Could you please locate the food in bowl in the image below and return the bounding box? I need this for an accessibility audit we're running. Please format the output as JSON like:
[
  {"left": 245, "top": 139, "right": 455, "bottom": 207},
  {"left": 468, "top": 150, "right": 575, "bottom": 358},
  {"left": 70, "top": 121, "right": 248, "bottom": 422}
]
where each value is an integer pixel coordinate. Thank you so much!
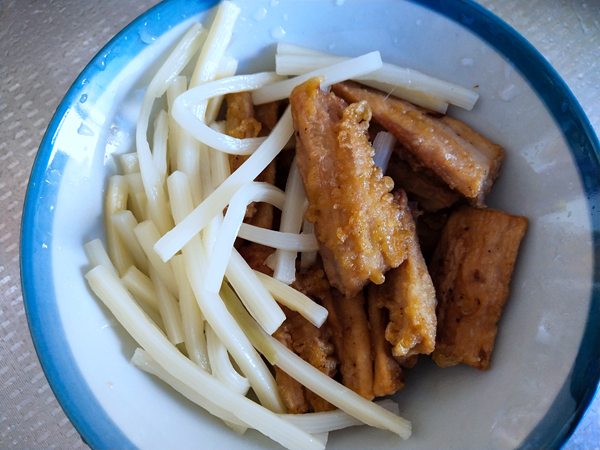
[{"left": 83, "top": 2, "right": 529, "bottom": 448}]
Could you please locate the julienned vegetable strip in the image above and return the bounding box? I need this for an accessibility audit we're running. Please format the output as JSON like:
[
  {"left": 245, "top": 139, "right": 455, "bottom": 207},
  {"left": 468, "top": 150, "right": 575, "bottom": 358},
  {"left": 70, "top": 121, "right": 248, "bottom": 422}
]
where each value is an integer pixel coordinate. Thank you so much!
[
  {"left": 252, "top": 51, "right": 383, "bottom": 105},
  {"left": 154, "top": 107, "right": 294, "bottom": 262},
  {"left": 171, "top": 255, "right": 210, "bottom": 371},
  {"left": 130, "top": 348, "right": 247, "bottom": 434},
  {"left": 205, "top": 181, "right": 286, "bottom": 293},
  {"left": 221, "top": 287, "right": 412, "bottom": 440},
  {"left": 252, "top": 270, "right": 328, "bottom": 328},
  {"left": 272, "top": 159, "right": 306, "bottom": 285},
  {"left": 85, "top": 265, "right": 323, "bottom": 450},
  {"left": 166, "top": 171, "right": 286, "bottom": 413},
  {"left": 275, "top": 42, "right": 477, "bottom": 110},
  {"left": 237, "top": 223, "right": 319, "bottom": 252}
]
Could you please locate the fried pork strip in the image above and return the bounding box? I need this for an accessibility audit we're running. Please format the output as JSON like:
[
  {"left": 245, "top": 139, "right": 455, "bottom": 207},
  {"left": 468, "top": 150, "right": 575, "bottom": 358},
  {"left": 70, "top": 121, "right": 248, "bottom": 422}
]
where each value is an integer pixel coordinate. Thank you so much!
[
  {"left": 331, "top": 81, "right": 504, "bottom": 206},
  {"left": 224, "top": 92, "right": 276, "bottom": 229},
  {"left": 385, "top": 150, "right": 461, "bottom": 212},
  {"left": 290, "top": 77, "right": 411, "bottom": 297},
  {"left": 323, "top": 289, "right": 374, "bottom": 400},
  {"left": 367, "top": 294, "right": 405, "bottom": 397},
  {"left": 367, "top": 190, "right": 437, "bottom": 364},
  {"left": 429, "top": 205, "right": 528, "bottom": 370}
]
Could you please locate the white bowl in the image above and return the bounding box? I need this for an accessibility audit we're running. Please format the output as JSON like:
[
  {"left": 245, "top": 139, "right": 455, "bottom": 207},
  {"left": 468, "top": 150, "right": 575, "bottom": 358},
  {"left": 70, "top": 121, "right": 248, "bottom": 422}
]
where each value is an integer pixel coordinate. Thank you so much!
[{"left": 21, "top": 1, "right": 599, "bottom": 449}]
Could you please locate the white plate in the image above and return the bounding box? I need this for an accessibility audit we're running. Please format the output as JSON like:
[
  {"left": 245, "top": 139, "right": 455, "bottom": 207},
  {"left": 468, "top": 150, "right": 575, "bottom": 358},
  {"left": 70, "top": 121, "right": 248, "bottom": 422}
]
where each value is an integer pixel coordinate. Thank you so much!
[{"left": 21, "top": 1, "right": 600, "bottom": 449}]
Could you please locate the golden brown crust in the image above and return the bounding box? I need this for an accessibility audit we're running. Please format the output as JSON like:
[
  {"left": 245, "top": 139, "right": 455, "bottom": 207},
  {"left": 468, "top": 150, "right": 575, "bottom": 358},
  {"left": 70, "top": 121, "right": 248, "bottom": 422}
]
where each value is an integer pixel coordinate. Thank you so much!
[
  {"left": 366, "top": 292, "right": 405, "bottom": 397},
  {"left": 368, "top": 191, "right": 437, "bottom": 361},
  {"left": 330, "top": 81, "right": 504, "bottom": 206},
  {"left": 324, "top": 289, "right": 374, "bottom": 400},
  {"left": 430, "top": 205, "right": 528, "bottom": 370},
  {"left": 224, "top": 92, "right": 275, "bottom": 228},
  {"left": 291, "top": 77, "right": 411, "bottom": 297},
  {"left": 385, "top": 149, "right": 461, "bottom": 212}
]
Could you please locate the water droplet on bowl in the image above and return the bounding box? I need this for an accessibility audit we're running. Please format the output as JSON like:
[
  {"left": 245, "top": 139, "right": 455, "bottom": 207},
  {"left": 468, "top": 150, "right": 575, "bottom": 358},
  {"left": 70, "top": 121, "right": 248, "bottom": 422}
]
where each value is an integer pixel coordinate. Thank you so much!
[
  {"left": 499, "top": 84, "right": 518, "bottom": 101},
  {"left": 270, "top": 0, "right": 279, "bottom": 6},
  {"left": 79, "top": 94, "right": 88, "bottom": 103},
  {"left": 253, "top": 7, "right": 267, "bottom": 21},
  {"left": 460, "top": 58, "right": 474, "bottom": 66},
  {"left": 138, "top": 27, "right": 157, "bottom": 44},
  {"left": 270, "top": 26, "right": 286, "bottom": 39},
  {"left": 77, "top": 123, "right": 94, "bottom": 136}
]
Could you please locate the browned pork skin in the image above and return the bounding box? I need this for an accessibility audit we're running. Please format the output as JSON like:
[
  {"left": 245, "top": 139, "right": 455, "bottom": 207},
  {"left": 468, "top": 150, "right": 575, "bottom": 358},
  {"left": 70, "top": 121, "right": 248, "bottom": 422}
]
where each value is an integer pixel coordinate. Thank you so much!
[
  {"left": 330, "top": 81, "right": 504, "bottom": 206},
  {"left": 385, "top": 150, "right": 461, "bottom": 212},
  {"left": 430, "top": 205, "right": 528, "bottom": 370},
  {"left": 225, "top": 92, "right": 276, "bottom": 229},
  {"left": 290, "top": 77, "right": 411, "bottom": 298},
  {"left": 367, "top": 190, "right": 437, "bottom": 364}
]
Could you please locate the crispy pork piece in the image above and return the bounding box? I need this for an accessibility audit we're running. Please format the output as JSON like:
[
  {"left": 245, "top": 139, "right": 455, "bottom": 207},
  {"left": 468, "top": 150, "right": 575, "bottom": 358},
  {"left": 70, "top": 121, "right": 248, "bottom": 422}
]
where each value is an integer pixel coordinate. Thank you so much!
[
  {"left": 366, "top": 293, "right": 405, "bottom": 397},
  {"left": 367, "top": 190, "right": 437, "bottom": 363},
  {"left": 224, "top": 92, "right": 275, "bottom": 229},
  {"left": 290, "top": 77, "right": 411, "bottom": 297},
  {"left": 322, "top": 289, "right": 374, "bottom": 400},
  {"left": 386, "top": 150, "right": 461, "bottom": 212},
  {"left": 330, "top": 81, "right": 504, "bottom": 206},
  {"left": 430, "top": 205, "right": 528, "bottom": 370},
  {"left": 273, "top": 306, "right": 337, "bottom": 413},
  {"left": 255, "top": 101, "right": 281, "bottom": 136},
  {"left": 237, "top": 242, "right": 275, "bottom": 276},
  {"left": 273, "top": 323, "right": 312, "bottom": 414}
]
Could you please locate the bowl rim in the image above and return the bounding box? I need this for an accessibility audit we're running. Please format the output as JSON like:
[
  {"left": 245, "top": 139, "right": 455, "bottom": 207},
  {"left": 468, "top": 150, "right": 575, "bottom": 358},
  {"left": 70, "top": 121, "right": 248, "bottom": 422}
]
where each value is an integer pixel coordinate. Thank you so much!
[{"left": 19, "top": 1, "right": 600, "bottom": 449}]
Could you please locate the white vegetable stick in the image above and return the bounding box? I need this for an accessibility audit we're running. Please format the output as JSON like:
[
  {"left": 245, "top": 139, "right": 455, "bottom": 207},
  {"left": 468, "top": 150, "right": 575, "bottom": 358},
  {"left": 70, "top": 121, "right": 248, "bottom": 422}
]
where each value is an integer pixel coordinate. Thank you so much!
[
  {"left": 125, "top": 173, "right": 146, "bottom": 223},
  {"left": 205, "top": 182, "right": 286, "bottom": 293},
  {"left": 154, "top": 107, "right": 293, "bottom": 262},
  {"left": 84, "top": 238, "right": 118, "bottom": 279},
  {"left": 147, "top": 23, "right": 205, "bottom": 99},
  {"left": 104, "top": 175, "right": 134, "bottom": 277},
  {"left": 133, "top": 220, "right": 179, "bottom": 298},
  {"left": 357, "top": 78, "right": 449, "bottom": 114},
  {"left": 119, "top": 152, "right": 139, "bottom": 175},
  {"left": 152, "top": 110, "right": 169, "bottom": 185},
  {"left": 237, "top": 223, "right": 319, "bottom": 252},
  {"left": 111, "top": 210, "right": 150, "bottom": 274},
  {"left": 172, "top": 255, "right": 210, "bottom": 371},
  {"left": 280, "top": 399, "right": 400, "bottom": 434},
  {"left": 167, "top": 171, "right": 286, "bottom": 413},
  {"left": 166, "top": 76, "right": 188, "bottom": 172},
  {"left": 149, "top": 265, "right": 184, "bottom": 346},
  {"left": 120, "top": 265, "right": 159, "bottom": 313},
  {"left": 205, "top": 324, "right": 251, "bottom": 395},
  {"left": 85, "top": 266, "right": 320, "bottom": 450},
  {"left": 253, "top": 270, "right": 328, "bottom": 328},
  {"left": 222, "top": 290, "right": 412, "bottom": 440},
  {"left": 136, "top": 23, "right": 205, "bottom": 236},
  {"left": 300, "top": 219, "right": 317, "bottom": 271},
  {"left": 372, "top": 131, "right": 397, "bottom": 172},
  {"left": 205, "top": 55, "right": 239, "bottom": 125},
  {"left": 273, "top": 160, "right": 306, "bottom": 285},
  {"left": 130, "top": 348, "right": 247, "bottom": 431},
  {"left": 275, "top": 53, "right": 471, "bottom": 111},
  {"left": 189, "top": 1, "right": 240, "bottom": 89},
  {"left": 172, "top": 73, "right": 285, "bottom": 155},
  {"left": 252, "top": 51, "right": 383, "bottom": 105},
  {"left": 225, "top": 249, "right": 285, "bottom": 336}
]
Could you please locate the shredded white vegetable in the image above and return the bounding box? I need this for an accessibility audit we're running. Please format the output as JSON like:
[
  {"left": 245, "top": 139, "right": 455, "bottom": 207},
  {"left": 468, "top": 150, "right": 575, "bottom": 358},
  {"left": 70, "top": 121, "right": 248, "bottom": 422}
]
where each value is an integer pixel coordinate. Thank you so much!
[
  {"left": 85, "top": 264, "right": 323, "bottom": 450},
  {"left": 154, "top": 107, "right": 294, "bottom": 262},
  {"left": 79, "top": 5, "right": 448, "bottom": 448},
  {"left": 252, "top": 51, "right": 383, "bottom": 105},
  {"left": 275, "top": 42, "right": 478, "bottom": 111},
  {"left": 372, "top": 131, "right": 397, "bottom": 173}
]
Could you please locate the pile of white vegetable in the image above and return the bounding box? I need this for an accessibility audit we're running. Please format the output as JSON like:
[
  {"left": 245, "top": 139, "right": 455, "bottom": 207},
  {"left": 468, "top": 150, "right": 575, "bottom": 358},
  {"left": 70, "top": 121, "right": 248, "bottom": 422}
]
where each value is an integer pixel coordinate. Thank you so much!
[{"left": 84, "top": 2, "right": 478, "bottom": 448}]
